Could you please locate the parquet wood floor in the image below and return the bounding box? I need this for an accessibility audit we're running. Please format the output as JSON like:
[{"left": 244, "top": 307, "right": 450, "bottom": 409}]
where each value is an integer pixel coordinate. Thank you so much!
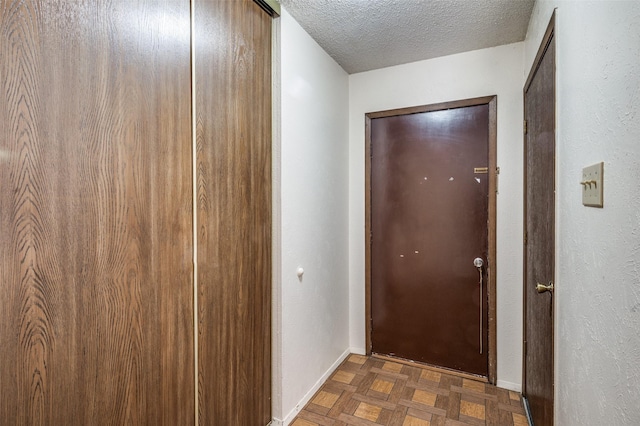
[{"left": 291, "top": 355, "right": 528, "bottom": 426}]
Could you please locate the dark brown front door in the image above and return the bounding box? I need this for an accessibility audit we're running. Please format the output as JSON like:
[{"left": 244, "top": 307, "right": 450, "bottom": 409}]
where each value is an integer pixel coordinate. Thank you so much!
[
  {"left": 369, "top": 98, "right": 495, "bottom": 377},
  {"left": 523, "top": 14, "right": 556, "bottom": 426}
]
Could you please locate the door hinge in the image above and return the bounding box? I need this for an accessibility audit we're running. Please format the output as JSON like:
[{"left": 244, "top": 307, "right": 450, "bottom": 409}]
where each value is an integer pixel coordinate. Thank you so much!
[
  {"left": 524, "top": 120, "right": 528, "bottom": 134},
  {"left": 524, "top": 231, "right": 527, "bottom": 245},
  {"left": 524, "top": 340, "right": 527, "bottom": 356}
]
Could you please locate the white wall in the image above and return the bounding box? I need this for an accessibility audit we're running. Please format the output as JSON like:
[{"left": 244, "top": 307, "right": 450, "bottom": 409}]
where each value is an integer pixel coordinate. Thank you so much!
[
  {"left": 524, "top": 2, "right": 640, "bottom": 424},
  {"left": 276, "top": 2, "right": 640, "bottom": 424},
  {"left": 273, "top": 8, "right": 351, "bottom": 425},
  {"left": 348, "top": 43, "right": 526, "bottom": 390}
]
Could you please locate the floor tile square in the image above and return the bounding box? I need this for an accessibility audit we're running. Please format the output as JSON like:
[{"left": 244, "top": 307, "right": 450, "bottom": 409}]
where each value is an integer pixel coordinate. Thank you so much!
[
  {"left": 354, "top": 402, "right": 382, "bottom": 421},
  {"left": 462, "top": 378, "right": 485, "bottom": 393},
  {"left": 333, "top": 370, "right": 356, "bottom": 384},
  {"left": 312, "top": 390, "right": 339, "bottom": 409},
  {"left": 371, "top": 378, "right": 394, "bottom": 394},
  {"left": 459, "top": 400, "right": 485, "bottom": 420},
  {"left": 382, "top": 361, "right": 403, "bottom": 373},
  {"left": 420, "top": 369, "right": 441, "bottom": 383},
  {"left": 292, "top": 419, "right": 318, "bottom": 426},
  {"left": 348, "top": 354, "right": 367, "bottom": 365},
  {"left": 513, "top": 412, "right": 529, "bottom": 425},
  {"left": 412, "top": 389, "right": 437, "bottom": 406},
  {"left": 403, "top": 415, "right": 431, "bottom": 426}
]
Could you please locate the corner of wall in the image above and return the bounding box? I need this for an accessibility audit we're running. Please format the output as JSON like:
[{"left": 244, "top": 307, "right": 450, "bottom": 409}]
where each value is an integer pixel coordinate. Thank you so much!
[
  {"left": 277, "top": 349, "right": 351, "bottom": 426},
  {"left": 277, "top": 6, "right": 351, "bottom": 422}
]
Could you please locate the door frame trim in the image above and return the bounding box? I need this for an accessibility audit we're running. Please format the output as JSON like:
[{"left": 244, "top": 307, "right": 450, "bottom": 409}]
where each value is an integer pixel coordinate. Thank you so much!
[
  {"left": 522, "top": 9, "right": 556, "bottom": 406},
  {"left": 364, "top": 96, "right": 498, "bottom": 384}
]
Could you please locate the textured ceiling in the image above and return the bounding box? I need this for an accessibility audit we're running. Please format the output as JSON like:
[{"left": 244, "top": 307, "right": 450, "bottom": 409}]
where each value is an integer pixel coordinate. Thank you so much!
[{"left": 279, "top": 0, "right": 535, "bottom": 74}]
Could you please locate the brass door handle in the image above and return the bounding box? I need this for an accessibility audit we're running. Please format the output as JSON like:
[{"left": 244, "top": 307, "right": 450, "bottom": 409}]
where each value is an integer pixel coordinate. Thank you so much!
[{"left": 536, "top": 282, "right": 554, "bottom": 294}]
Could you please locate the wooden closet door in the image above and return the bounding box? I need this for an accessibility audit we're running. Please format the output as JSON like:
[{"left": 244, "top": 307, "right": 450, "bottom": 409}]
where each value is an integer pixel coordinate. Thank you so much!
[
  {"left": 195, "top": 0, "right": 272, "bottom": 424},
  {"left": 0, "top": 1, "right": 194, "bottom": 424}
]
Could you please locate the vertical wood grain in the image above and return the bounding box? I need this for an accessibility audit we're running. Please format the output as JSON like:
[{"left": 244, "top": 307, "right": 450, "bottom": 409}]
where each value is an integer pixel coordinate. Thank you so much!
[
  {"left": 523, "top": 13, "right": 556, "bottom": 426},
  {"left": 195, "top": 0, "right": 272, "bottom": 424},
  {"left": 0, "top": 1, "right": 194, "bottom": 424}
]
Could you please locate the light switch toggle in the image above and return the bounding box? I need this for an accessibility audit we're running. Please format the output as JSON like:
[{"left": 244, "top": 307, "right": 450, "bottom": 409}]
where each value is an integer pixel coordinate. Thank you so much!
[{"left": 581, "top": 162, "right": 604, "bottom": 207}]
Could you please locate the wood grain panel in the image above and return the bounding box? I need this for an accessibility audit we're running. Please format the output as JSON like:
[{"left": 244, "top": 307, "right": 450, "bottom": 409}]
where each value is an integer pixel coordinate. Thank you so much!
[
  {"left": 195, "top": 0, "right": 272, "bottom": 424},
  {"left": 523, "top": 12, "right": 556, "bottom": 426},
  {"left": 0, "top": 0, "right": 194, "bottom": 424}
]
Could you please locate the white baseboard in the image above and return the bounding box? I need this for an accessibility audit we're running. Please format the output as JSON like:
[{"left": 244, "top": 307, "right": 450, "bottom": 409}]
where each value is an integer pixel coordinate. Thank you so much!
[
  {"left": 497, "top": 380, "right": 522, "bottom": 393},
  {"left": 274, "top": 348, "right": 351, "bottom": 426}
]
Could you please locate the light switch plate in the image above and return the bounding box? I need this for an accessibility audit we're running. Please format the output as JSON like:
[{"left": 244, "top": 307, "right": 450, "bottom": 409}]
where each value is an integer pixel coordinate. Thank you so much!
[{"left": 581, "top": 162, "right": 604, "bottom": 207}]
